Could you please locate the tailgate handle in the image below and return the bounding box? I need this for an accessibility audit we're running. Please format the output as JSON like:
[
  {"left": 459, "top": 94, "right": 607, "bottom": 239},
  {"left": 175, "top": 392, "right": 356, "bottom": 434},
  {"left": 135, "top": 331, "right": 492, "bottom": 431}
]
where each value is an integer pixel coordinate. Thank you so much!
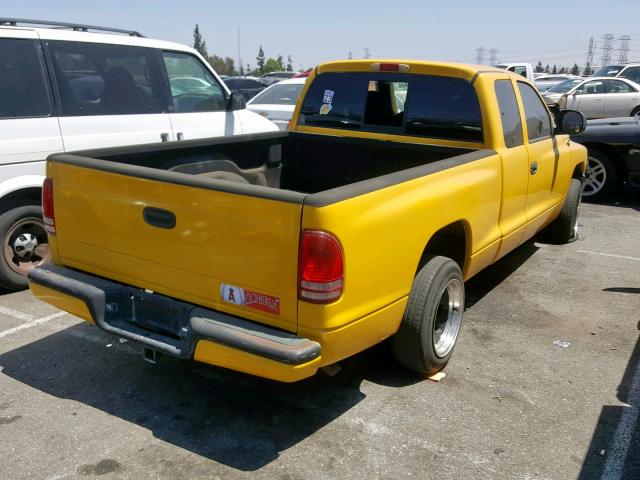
[{"left": 143, "top": 207, "right": 176, "bottom": 229}]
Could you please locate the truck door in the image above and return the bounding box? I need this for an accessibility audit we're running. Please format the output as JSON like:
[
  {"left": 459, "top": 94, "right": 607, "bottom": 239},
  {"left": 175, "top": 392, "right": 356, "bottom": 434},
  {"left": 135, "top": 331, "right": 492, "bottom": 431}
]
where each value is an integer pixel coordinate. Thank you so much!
[
  {"left": 516, "top": 81, "right": 569, "bottom": 239},
  {"left": 46, "top": 40, "right": 174, "bottom": 150},
  {"left": 493, "top": 79, "right": 528, "bottom": 258},
  {"left": 159, "top": 50, "right": 242, "bottom": 141}
]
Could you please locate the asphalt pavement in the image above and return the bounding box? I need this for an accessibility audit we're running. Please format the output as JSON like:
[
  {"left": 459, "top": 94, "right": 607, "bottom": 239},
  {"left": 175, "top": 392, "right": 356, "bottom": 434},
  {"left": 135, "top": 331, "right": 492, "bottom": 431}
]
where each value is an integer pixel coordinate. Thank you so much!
[{"left": 0, "top": 197, "right": 638, "bottom": 480}]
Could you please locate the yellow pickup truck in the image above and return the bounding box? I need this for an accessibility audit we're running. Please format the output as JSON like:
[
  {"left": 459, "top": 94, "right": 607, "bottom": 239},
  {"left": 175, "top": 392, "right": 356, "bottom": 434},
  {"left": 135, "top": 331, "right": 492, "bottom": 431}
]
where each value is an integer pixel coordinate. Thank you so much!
[{"left": 29, "top": 60, "right": 587, "bottom": 382}]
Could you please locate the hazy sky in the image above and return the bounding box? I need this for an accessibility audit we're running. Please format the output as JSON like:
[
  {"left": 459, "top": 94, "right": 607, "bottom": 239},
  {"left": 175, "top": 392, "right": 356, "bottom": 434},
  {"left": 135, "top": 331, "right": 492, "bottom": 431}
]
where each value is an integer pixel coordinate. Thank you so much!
[{"left": 4, "top": 0, "right": 640, "bottom": 69}]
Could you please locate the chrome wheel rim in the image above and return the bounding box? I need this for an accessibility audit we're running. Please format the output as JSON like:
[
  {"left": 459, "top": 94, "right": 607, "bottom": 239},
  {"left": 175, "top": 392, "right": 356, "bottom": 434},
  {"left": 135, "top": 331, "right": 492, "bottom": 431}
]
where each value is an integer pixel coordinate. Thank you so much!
[
  {"left": 573, "top": 187, "right": 583, "bottom": 240},
  {"left": 432, "top": 278, "right": 464, "bottom": 358},
  {"left": 3, "top": 217, "right": 51, "bottom": 276},
  {"left": 583, "top": 156, "right": 606, "bottom": 197}
]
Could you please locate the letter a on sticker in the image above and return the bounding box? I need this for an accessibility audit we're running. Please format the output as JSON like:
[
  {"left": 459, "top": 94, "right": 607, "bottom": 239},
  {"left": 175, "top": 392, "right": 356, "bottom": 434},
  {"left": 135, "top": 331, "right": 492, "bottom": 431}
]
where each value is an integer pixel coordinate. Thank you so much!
[{"left": 227, "top": 288, "right": 236, "bottom": 303}]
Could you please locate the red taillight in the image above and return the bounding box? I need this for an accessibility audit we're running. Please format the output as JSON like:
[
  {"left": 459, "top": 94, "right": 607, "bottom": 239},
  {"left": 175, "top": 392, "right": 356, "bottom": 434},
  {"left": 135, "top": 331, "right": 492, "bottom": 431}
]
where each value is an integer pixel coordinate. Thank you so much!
[
  {"left": 299, "top": 230, "right": 343, "bottom": 303},
  {"left": 42, "top": 178, "right": 55, "bottom": 234},
  {"left": 371, "top": 63, "right": 410, "bottom": 73}
]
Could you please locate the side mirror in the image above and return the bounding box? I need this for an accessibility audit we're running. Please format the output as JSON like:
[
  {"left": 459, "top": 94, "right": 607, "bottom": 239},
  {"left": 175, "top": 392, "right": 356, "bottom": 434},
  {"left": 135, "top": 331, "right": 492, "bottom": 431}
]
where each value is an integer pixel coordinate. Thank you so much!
[
  {"left": 557, "top": 109, "right": 586, "bottom": 135},
  {"left": 227, "top": 91, "right": 246, "bottom": 111}
]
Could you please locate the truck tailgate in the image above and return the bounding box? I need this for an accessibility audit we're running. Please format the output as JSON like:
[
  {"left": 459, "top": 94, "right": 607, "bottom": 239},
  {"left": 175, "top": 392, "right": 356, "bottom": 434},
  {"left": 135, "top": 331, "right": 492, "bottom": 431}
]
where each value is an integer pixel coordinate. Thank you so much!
[{"left": 49, "top": 161, "right": 303, "bottom": 332}]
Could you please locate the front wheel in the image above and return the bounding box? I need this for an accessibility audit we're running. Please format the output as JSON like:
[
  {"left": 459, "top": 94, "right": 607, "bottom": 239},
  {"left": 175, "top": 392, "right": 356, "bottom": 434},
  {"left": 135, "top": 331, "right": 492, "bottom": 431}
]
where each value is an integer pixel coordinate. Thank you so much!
[
  {"left": 583, "top": 151, "right": 617, "bottom": 200},
  {"left": 392, "top": 255, "right": 465, "bottom": 376},
  {"left": 546, "top": 178, "right": 582, "bottom": 244},
  {"left": 0, "top": 204, "right": 51, "bottom": 291}
]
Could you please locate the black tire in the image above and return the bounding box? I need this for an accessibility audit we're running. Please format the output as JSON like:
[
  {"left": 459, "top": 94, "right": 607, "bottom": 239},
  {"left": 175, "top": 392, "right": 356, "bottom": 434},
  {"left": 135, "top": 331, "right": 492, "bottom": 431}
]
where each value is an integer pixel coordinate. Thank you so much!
[
  {"left": 0, "top": 204, "right": 50, "bottom": 291},
  {"left": 631, "top": 106, "right": 640, "bottom": 118},
  {"left": 546, "top": 178, "right": 582, "bottom": 244},
  {"left": 391, "top": 255, "right": 465, "bottom": 376},
  {"left": 583, "top": 150, "right": 617, "bottom": 201}
]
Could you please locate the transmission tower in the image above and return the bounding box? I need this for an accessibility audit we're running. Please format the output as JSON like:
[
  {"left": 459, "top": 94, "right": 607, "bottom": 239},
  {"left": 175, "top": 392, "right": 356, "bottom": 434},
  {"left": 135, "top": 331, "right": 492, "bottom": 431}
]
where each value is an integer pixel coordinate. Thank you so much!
[
  {"left": 585, "top": 37, "right": 595, "bottom": 66},
  {"left": 363, "top": 47, "right": 371, "bottom": 59},
  {"left": 618, "top": 35, "right": 631, "bottom": 64},
  {"left": 475, "top": 47, "right": 486, "bottom": 65},
  {"left": 488, "top": 49, "right": 499, "bottom": 66},
  {"left": 600, "top": 33, "right": 615, "bottom": 66}
]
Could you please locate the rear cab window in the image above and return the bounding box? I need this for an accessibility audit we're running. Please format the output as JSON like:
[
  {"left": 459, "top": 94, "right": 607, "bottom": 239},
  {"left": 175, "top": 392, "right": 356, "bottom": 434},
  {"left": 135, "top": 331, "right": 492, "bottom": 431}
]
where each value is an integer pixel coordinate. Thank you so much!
[
  {"left": 0, "top": 38, "right": 52, "bottom": 119},
  {"left": 298, "top": 72, "right": 483, "bottom": 143}
]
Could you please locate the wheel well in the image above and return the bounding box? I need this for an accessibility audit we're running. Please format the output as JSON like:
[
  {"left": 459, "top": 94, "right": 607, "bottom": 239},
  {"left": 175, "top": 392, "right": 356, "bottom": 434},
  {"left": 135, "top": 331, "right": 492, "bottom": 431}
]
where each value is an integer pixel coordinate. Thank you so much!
[
  {"left": 0, "top": 188, "right": 42, "bottom": 215},
  {"left": 580, "top": 142, "right": 626, "bottom": 174},
  {"left": 417, "top": 221, "right": 468, "bottom": 274}
]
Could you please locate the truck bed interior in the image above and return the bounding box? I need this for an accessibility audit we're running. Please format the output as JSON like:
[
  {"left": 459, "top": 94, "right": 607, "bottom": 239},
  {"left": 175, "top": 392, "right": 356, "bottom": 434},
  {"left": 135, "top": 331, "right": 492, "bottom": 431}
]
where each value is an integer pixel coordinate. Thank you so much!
[{"left": 67, "top": 132, "right": 476, "bottom": 195}]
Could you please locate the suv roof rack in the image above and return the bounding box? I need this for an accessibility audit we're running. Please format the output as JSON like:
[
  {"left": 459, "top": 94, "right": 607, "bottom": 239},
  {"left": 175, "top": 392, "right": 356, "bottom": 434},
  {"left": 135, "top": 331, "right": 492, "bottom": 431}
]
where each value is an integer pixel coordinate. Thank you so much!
[{"left": 0, "top": 17, "right": 145, "bottom": 37}]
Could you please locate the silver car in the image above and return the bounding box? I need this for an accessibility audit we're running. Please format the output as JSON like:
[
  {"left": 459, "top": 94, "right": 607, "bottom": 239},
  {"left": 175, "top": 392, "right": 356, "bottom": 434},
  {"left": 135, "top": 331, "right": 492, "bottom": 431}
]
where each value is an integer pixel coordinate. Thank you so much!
[
  {"left": 534, "top": 74, "right": 581, "bottom": 92},
  {"left": 543, "top": 77, "right": 640, "bottom": 119}
]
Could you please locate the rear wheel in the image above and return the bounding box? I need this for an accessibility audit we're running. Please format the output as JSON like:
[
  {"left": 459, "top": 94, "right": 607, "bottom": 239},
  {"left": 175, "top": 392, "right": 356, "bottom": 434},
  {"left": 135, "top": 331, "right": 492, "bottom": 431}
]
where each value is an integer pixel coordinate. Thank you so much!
[
  {"left": 0, "top": 204, "right": 51, "bottom": 290},
  {"left": 392, "top": 255, "right": 464, "bottom": 376},
  {"left": 631, "top": 106, "right": 640, "bottom": 119},
  {"left": 583, "top": 150, "right": 617, "bottom": 200}
]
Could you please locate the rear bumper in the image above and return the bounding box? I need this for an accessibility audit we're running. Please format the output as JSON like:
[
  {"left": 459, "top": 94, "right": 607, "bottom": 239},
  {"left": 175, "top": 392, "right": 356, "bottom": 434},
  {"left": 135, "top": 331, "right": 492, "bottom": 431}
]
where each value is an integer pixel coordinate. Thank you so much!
[{"left": 28, "top": 264, "right": 322, "bottom": 382}]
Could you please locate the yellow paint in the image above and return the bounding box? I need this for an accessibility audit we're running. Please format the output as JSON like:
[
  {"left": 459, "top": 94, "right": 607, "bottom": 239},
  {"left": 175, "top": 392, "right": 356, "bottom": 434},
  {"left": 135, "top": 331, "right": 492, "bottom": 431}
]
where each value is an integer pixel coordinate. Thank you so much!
[
  {"left": 29, "top": 282, "right": 94, "bottom": 323},
  {"left": 33, "top": 59, "right": 587, "bottom": 382},
  {"left": 193, "top": 340, "right": 322, "bottom": 383}
]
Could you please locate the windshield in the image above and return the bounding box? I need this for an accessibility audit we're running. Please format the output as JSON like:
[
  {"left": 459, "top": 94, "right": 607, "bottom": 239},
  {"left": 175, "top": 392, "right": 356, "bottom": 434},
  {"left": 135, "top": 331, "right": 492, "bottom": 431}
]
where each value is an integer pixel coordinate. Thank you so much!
[
  {"left": 250, "top": 82, "right": 304, "bottom": 105},
  {"left": 593, "top": 65, "right": 624, "bottom": 77},
  {"left": 547, "top": 79, "right": 583, "bottom": 94}
]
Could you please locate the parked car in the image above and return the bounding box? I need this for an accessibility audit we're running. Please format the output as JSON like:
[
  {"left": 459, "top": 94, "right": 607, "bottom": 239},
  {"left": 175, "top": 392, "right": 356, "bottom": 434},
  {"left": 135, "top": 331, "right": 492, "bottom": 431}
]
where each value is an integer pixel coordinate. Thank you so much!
[
  {"left": 260, "top": 71, "right": 296, "bottom": 80},
  {"left": 593, "top": 63, "right": 640, "bottom": 84},
  {"left": 29, "top": 60, "right": 586, "bottom": 382},
  {"left": 223, "top": 76, "right": 269, "bottom": 101},
  {"left": 534, "top": 74, "right": 581, "bottom": 92},
  {"left": 495, "top": 63, "right": 535, "bottom": 81},
  {"left": 542, "top": 77, "right": 640, "bottom": 119},
  {"left": 246, "top": 78, "right": 307, "bottom": 130},
  {"left": 0, "top": 18, "right": 277, "bottom": 290},
  {"left": 571, "top": 116, "right": 640, "bottom": 199}
]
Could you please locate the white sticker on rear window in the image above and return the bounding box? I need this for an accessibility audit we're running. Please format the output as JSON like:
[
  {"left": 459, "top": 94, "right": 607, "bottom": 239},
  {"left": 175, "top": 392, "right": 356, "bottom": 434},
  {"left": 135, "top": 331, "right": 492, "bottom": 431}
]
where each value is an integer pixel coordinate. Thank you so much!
[{"left": 323, "top": 89, "right": 334, "bottom": 104}]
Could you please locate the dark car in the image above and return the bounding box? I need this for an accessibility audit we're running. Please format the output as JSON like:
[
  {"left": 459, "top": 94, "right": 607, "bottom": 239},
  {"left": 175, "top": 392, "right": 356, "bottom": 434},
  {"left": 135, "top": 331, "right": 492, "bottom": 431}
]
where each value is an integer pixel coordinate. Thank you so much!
[
  {"left": 571, "top": 117, "right": 640, "bottom": 199},
  {"left": 222, "top": 76, "right": 268, "bottom": 101}
]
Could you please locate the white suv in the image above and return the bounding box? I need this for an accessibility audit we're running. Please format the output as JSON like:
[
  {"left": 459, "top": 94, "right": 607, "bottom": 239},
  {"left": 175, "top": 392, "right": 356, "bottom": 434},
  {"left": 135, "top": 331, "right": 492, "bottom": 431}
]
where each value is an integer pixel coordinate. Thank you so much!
[{"left": 0, "top": 18, "right": 277, "bottom": 290}]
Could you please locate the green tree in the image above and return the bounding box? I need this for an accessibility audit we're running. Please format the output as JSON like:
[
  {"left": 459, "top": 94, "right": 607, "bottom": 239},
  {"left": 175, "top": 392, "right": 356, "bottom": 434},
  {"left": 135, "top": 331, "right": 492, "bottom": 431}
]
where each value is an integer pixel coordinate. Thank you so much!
[
  {"left": 256, "top": 45, "right": 265, "bottom": 74},
  {"left": 559, "top": 66, "right": 567, "bottom": 74},
  {"left": 535, "top": 61, "right": 544, "bottom": 73},
  {"left": 276, "top": 54, "right": 284, "bottom": 70},
  {"left": 544, "top": 64, "right": 550, "bottom": 73},
  {"left": 193, "top": 24, "right": 208, "bottom": 58},
  {"left": 286, "top": 55, "right": 293, "bottom": 72},
  {"left": 570, "top": 63, "right": 580, "bottom": 75},
  {"left": 208, "top": 55, "right": 235, "bottom": 76},
  {"left": 583, "top": 62, "right": 593, "bottom": 76},
  {"left": 552, "top": 64, "right": 557, "bottom": 74},
  {"left": 263, "top": 57, "right": 284, "bottom": 74}
]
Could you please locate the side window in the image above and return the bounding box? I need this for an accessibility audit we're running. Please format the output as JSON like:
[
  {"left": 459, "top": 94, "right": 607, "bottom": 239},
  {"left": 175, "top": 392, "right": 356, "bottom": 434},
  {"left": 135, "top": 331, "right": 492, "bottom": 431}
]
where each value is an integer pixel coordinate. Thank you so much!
[
  {"left": 576, "top": 80, "right": 604, "bottom": 95},
  {"left": 517, "top": 82, "right": 552, "bottom": 141},
  {"left": 605, "top": 79, "right": 636, "bottom": 94},
  {"left": 620, "top": 67, "right": 640, "bottom": 84},
  {"left": 494, "top": 80, "right": 523, "bottom": 148},
  {"left": 49, "top": 41, "right": 164, "bottom": 116},
  {"left": 0, "top": 38, "right": 51, "bottom": 118},
  {"left": 161, "top": 52, "right": 226, "bottom": 113},
  {"left": 405, "top": 75, "right": 483, "bottom": 142}
]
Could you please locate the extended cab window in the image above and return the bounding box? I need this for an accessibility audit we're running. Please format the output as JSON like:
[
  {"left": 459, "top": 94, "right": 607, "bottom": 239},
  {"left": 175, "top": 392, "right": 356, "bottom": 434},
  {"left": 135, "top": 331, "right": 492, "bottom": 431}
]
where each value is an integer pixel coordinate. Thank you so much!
[
  {"left": 161, "top": 51, "right": 226, "bottom": 113},
  {"left": 49, "top": 41, "right": 164, "bottom": 116},
  {"left": 494, "top": 80, "right": 523, "bottom": 148},
  {"left": 619, "top": 66, "right": 640, "bottom": 84},
  {"left": 299, "top": 73, "right": 482, "bottom": 142},
  {"left": 0, "top": 38, "right": 51, "bottom": 119},
  {"left": 517, "top": 82, "right": 552, "bottom": 141}
]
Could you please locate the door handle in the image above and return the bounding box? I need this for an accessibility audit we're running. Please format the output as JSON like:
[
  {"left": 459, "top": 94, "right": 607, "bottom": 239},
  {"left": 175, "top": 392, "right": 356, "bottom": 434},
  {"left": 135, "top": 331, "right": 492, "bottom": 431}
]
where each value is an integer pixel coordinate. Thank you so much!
[
  {"left": 160, "top": 133, "right": 169, "bottom": 142},
  {"left": 143, "top": 207, "right": 176, "bottom": 229},
  {"left": 177, "top": 132, "right": 184, "bottom": 141},
  {"left": 530, "top": 161, "right": 538, "bottom": 175}
]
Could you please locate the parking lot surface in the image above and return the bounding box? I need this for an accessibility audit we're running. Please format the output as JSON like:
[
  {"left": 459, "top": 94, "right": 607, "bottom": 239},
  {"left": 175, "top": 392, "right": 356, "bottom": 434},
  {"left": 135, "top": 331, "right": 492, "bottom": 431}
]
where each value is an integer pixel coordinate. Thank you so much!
[{"left": 0, "top": 199, "right": 639, "bottom": 480}]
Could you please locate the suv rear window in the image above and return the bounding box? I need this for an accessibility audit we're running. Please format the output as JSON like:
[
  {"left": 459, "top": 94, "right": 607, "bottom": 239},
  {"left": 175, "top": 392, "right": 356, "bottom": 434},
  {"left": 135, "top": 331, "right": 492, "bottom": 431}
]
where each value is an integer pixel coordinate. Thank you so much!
[
  {"left": 299, "top": 72, "right": 483, "bottom": 142},
  {"left": 49, "top": 40, "right": 164, "bottom": 116},
  {"left": 0, "top": 38, "right": 51, "bottom": 119}
]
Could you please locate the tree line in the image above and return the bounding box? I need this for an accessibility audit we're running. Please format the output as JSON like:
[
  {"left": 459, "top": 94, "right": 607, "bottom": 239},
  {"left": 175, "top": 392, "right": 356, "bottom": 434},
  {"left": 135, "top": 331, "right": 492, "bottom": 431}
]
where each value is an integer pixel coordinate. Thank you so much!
[
  {"left": 535, "top": 61, "right": 594, "bottom": 76},
  {"left": 193, "top": 24, "right": 294, "bottom": 76}
]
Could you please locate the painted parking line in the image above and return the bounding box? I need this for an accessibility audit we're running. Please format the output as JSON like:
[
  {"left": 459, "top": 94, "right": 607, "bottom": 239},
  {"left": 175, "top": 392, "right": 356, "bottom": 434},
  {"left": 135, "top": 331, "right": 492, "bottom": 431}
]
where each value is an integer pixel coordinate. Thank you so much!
[
  {"left": 0, "top": 311, "right": 67, "bottom": 338},
  {"left": 577, "top": 250, "right": 640, "bottom": 262},
  {"left": 601, "top": 360, "right": 640, "bottom": 479}
]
